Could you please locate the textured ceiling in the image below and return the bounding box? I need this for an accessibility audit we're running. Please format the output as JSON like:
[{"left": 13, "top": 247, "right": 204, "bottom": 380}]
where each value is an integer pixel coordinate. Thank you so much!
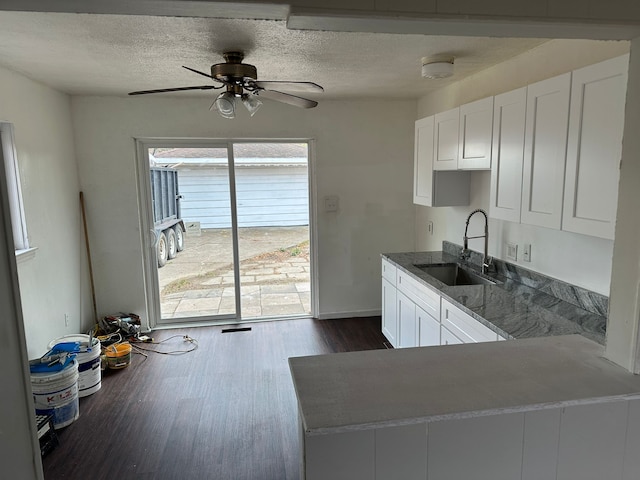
[{"left": 0, "top": 12, "right": 548, "bottom": 100}]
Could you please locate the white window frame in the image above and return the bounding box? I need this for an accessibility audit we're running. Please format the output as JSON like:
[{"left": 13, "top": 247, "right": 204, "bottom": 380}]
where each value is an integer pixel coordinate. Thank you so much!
[
  {"left": 0, "top": 123, "right": 35, "bottom": 262},
  {"left": 135, "top": 137, "right": 318, "bottom": 328}
]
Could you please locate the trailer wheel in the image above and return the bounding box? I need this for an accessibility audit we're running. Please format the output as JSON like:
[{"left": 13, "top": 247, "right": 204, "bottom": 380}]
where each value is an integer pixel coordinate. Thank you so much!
[
  {"left": 157, "top": 232, "right": 168, "bottom": 268},
  {"left": 174, "top": 225, "right": 185, "bottom": 252},
  {"left": 167, "top": 228, "right": 177, "bottom": 260}
]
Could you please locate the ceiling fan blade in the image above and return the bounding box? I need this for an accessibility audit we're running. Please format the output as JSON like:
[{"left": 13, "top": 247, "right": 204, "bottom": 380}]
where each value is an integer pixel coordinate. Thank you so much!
[
  {"left": 253, "top": 81, "right": 324, "bottom": 93},
  {"left": 128, "top": 85, "right": 220, "bottom": 95},
  {"left": 255, "top": 89, "right": 318, "bottom": 109},
  {"left": 182, "top": 65, "right": 217, "bottom": 80}
]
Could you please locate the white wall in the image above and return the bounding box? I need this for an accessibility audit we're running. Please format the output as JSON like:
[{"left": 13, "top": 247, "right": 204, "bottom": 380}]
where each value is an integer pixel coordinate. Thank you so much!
[
  {"left": 0, "top": 65, "right": 89, "bottom": 358},
  {"left": 0, "top": 121, "right": 43, "bottom": 479},
  {"left": 71, "top": 97, "right": 416, "bottom": 321},
  {"left": 415, "top": 39, "right": 630, "bottom": 295}
]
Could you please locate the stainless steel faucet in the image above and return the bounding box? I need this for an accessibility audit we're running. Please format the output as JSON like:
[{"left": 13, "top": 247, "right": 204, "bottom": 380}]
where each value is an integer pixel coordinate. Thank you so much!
[{"left": 462, "top": 208, "right": 492, "bottom": 274}]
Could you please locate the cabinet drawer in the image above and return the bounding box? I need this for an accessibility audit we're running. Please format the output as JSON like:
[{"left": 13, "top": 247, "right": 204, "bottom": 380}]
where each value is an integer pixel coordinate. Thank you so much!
[
  {"left": 397, "top": 270, "right": 440, "bottom": 319},
  {"left": 441, "top": 299, "right": 497, "bottom": 343},
  {"left": 381, "top": 258, "right": 397, "bottom": 284},
  {"left": 441, "top": 325, "right": 465, "bottom": 345}
]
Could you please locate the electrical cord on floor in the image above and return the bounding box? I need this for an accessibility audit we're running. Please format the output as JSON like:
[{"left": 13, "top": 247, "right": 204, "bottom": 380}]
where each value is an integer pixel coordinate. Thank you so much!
[{"left": 130, "top": 334, "right": 199, "bottom": 355}]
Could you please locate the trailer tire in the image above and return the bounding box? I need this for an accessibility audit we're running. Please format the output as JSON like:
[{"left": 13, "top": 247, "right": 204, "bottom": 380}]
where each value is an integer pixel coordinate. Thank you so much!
[
  {"left": 167, "top": 228, "right": 177, "bottom": 260},
  {"left": 157, "top": 232, "right": 168, "bottom": 268},
  {"left": 174, "top": 225, "right": 184, "bottom": 252}
]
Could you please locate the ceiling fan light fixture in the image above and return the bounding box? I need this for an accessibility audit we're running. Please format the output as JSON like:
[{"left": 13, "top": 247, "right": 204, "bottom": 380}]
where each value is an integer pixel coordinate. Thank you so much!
[
  {"left": 212, "top": 91, "right": 236, "bottom": 119},
  {"left": 242, "top": 94, "right": 263, "bottom": 117},
  {"left": 422, "top": 59, "right": 454, "bottom": 79}
]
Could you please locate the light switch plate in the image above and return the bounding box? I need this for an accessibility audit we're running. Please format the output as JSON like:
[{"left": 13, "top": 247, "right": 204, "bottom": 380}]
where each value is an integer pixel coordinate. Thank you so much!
[
  {"left": 324, "top": 195, "right": 339, "bottom": 212},
  {"left": 523, "top": 243, "right": 531, "bottom": 262},
  {"left": 506, "top": 242, "right": 518, "bottom": 261}
]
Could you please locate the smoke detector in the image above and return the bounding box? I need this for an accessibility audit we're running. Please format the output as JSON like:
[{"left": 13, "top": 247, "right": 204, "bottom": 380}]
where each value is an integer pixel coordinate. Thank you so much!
[{"left": 421, "top": 58, "right": 454, "bottom": 79}]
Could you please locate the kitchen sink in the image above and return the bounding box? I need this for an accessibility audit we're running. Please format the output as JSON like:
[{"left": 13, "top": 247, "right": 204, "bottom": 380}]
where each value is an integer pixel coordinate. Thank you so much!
[{"left": 413, "top": 263, "right": 499, "bottom": 286}]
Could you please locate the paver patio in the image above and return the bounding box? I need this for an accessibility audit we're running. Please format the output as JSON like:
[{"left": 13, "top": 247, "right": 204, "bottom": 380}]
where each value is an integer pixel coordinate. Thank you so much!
[{"left": 158, "top": 227, "right": 311, "bottom": 319}]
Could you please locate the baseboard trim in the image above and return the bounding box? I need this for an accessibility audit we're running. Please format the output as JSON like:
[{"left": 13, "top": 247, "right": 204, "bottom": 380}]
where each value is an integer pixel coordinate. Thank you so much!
[{"left": 317, "top": 309, "right": 381, "bottom": 320}]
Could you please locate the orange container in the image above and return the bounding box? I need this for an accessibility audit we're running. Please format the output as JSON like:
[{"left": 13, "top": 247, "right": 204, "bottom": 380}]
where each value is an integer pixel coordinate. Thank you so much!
[{"left": 104, "top": 343, "right": 132, "bottom": 369}]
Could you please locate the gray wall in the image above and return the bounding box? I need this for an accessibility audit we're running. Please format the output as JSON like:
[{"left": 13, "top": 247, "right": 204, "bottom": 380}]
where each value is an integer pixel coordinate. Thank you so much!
[{"left": 179, "top": 165, "right": 309, "bottom": 228}]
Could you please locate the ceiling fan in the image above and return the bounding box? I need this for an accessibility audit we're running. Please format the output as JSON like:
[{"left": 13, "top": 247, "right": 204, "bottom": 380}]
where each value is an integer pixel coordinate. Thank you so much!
[{"left": 128, "top": 51, "right": 324, "bottom": 118}]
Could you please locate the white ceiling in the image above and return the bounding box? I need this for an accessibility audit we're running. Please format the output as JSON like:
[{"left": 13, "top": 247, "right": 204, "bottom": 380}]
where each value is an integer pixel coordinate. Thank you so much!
[{"left": 0, "top": 11, "right": 548, "bottom": 100}]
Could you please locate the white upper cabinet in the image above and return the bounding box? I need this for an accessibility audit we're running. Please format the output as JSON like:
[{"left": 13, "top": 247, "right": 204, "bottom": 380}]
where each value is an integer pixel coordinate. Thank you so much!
[
  {"left": 414, "top": 116, "right": 471, "bottom": 207},
  {"left": 562, "top": 55, "right": 629, "bottom": 240},
  {"left": 521, "top": 73, "right": 571, "bottom": 230},
  {"left": 458, "top": 97, "right": 494, "bottom": 170},
  {"left": 433, "top": 107, "right": 460, "bottom": 170},
  {"left": 489, "top": 87, "right": 527, "bottom": 223},
  {"left": 414, "top": 115, "right": 435, "bottom": 206}
]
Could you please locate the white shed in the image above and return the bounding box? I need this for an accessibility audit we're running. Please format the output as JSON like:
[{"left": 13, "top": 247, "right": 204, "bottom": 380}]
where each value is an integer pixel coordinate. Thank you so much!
[{"left": 151, "top": 144, "right": 309, "bottom": 229}]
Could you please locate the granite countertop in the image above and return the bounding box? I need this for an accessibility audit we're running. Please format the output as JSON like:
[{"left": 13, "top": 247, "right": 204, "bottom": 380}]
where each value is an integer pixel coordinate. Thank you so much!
[
  {"left": 383, "top": 250, "right": 606, "bottom": 344},
  {"left": 289, "top": 335, "right": 640, "bottom": 435}
]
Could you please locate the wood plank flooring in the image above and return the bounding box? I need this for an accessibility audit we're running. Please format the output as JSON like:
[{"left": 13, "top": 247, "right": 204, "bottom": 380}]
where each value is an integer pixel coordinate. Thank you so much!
[{"left": 42, "top": 317, "right": 388, "bottom": 480}]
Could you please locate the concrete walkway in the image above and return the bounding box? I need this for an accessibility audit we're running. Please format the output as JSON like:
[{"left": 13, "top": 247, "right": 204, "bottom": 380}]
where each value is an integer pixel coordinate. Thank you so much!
[{"left": 157, "top": 227, "right": 311, "bottom": 319}]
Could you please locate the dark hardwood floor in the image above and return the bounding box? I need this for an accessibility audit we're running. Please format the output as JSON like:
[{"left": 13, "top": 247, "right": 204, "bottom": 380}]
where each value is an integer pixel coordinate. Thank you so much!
[{"left": 42, "top": 317, "right": 388, "bottom": 480}]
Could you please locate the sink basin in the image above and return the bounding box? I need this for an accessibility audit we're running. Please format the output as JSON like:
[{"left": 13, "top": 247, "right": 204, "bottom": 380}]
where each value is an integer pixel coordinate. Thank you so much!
[{"left": 414, "top": 263, "right": 498, "bottom": 286}]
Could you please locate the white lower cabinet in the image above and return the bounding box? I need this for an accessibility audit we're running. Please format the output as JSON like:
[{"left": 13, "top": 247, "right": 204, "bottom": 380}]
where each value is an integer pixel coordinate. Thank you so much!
[
  {"left": 440, "top": 325, "right": 464, "bottom": 345},
  {"left": 418, "top": 306, "right": 440, "bottom": 347},
  {"left": 381, "top": 259, "right": 506, "bottom": 348},
  {"left": 382, "top": 278, "right": 398, "bottom": 347},
  {"left": 398, "top": 291, "right": 419, "bottom": 348},
  {"left": 441, "top": 298, "right": 502, "bottom": 343},
  {"left": 381, "top": 258, "right": 398, "bottom": 347}
]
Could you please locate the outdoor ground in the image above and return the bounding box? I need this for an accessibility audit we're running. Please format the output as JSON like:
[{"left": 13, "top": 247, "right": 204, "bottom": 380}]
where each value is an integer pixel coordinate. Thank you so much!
[{"left": 157, "top": 226, "right": 311, "bottom": 319}]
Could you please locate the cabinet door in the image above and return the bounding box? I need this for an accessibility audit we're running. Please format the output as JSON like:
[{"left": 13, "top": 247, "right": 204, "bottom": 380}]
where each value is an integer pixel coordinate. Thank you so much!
[
  {"left": 489, "top": 87, "right": 527, "bottom": 223},
  {"left": 417, "top": 306, "right": 440, "bottom": 347},
  {"left": 562, "top": 55, "right": 628, "bottom": 240},
  {"left": 458, "top": 97, "right": 494, "bottom": 170},
  {"left": 397, "top": 291, "right": 418, "bottom": 348},
  {"left": 521, "top": 73, "right": 571, "bottom": 230},
  {"left": 440, "top": 325, "right": 464, "bottom": 345},
  {"left": 413, "top": 116, "right": 435, "bottom": 206},
  {"left": 433, "top": 107, "right": 459, "bottom": 170},
  {"left": 382, "top": 278, "right": 398, "bottom": 347}
]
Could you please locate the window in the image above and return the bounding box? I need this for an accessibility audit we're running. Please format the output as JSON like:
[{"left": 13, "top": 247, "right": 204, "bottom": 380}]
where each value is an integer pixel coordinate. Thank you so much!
[{"left": 0, "top": 123, "right": 33, "bottom": 260}]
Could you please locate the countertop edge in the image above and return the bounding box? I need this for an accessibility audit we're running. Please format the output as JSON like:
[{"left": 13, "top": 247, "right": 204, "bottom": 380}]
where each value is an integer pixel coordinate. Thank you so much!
[{"left": 303, "top": 393, "right": 640, "bottom": 436}]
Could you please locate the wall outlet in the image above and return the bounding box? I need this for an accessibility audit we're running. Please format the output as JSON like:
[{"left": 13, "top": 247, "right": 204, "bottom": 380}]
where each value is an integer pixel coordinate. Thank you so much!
[
  {"left": 324, "top": 195, "right": 339, "bottom": 212},
  {"left": 427, "top": 221, "right": 434, "bottom": 236},
  {"left": 523, "top": 243, "right": 531, "bottom": 262},
  {"left": 64, "top": 313, "right": 70, "bottom": 327},
  {"left": 506, "top": 242, "right": 518, "bottom": 261}
]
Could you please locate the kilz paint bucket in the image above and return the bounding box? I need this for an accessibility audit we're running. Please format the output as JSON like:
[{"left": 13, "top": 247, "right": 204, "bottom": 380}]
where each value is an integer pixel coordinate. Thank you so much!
[
  {"left": 31, "top": 360, "right": 79, "bottom": 429},
  {"left": 48, "top": 334, "right": 101, "bottom": 397}
]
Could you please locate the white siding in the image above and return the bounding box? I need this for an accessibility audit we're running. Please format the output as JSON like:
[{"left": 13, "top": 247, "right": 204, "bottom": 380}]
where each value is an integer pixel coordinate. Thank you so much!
[{"left": 178, "top": 165, "right": 309, "bottom": 228}]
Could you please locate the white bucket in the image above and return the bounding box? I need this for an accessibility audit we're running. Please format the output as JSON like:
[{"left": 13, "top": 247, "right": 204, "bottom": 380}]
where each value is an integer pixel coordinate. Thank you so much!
[
  {"left": 48, "top": 334, "right": 101, "bottom": 397},
  {"left": 31, "top": 360, "right": 79, "bottom": 429}
]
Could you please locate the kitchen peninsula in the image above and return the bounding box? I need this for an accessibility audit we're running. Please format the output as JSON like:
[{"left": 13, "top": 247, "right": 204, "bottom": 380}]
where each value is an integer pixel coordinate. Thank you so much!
[
  {"left": 289, "top": 245, "right": 640, "bottom": 480},
  {"left": 290, "top": 335, "right": 640, "bottom": 480}
]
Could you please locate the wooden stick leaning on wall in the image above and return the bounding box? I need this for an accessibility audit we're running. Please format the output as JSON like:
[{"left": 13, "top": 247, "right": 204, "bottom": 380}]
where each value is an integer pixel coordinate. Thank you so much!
[{"left": 80, "top": 192, "right": 98, "bottom": 325}]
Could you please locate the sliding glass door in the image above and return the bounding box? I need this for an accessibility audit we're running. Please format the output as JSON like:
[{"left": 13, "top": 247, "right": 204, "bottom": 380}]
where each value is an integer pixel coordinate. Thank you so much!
[{"left": 140, "top": 140, "right": 311, "bottom": 326}]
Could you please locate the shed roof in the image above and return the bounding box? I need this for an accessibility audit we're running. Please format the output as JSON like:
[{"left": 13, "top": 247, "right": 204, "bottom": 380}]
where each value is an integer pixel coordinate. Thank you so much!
[
  {"left": 150, "top": 144, "right": 308, "bottom": 168},
  {"left": 152, "top": 143, "right": 307, "bottom": 159}
]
